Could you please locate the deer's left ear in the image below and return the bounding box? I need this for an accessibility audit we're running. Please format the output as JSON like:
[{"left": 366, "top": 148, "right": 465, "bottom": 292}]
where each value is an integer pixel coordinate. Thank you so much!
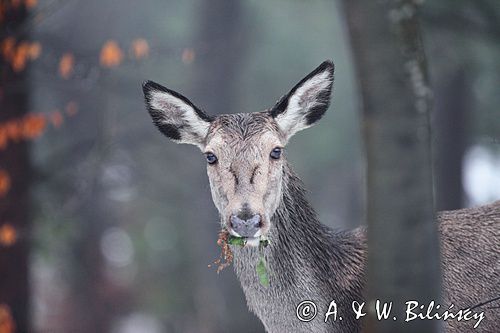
[
  {"left": 142, "top": 80, "right": 212, "bottom": 149},
  {"left": 270, "top": 60, "right": 334, "bottom": 141}
]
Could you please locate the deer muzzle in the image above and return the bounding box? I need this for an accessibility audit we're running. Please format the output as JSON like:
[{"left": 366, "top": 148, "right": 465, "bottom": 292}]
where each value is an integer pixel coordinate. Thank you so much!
[{"left": 229, "top": 213, "right": 262, "bottom": 238}]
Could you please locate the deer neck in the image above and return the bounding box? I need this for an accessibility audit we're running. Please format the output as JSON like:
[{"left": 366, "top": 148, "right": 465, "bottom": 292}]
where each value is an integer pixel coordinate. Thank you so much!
[
  {"left": 230, "top": 162, "right": 365, "bottom": 333},
  {"left": 232, "top": 162, "right": 340, "bottom": 289}
]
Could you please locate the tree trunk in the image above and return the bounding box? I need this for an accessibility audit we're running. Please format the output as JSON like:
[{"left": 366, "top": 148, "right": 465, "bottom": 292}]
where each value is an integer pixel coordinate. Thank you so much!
[
  {"left": 187, "top": 1, "right": 263, "bottom": 332},
  {"left": 434, "top": 69, "right": 467, "bottom": 211},
  {"left": 0, "top": 4, "right": 31, "bottom": 333},
  {"left": 342, "top": 1, "right": 441, "bottom": 332}
]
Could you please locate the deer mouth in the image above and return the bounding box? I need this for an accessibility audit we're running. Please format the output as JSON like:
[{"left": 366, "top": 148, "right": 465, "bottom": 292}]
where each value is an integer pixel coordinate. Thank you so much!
[
  {"left": 227, "top": 228, "right": 261, "bottom": 247},
  {"left": 225, "top": 227, "right": 270, "bottom": 248},
  {"left": 223, "top": 225, "right": 269, "bottom": 247},
  {"left": 228, "top": 227, "right": 262, "bottom": 238},
  {"left": 242, "top": 237, "right": 261, "bottom": 247}
]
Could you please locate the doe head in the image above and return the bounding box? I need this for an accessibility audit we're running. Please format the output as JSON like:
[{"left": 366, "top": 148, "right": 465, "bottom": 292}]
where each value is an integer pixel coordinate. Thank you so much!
[{"left": 143, "top": 60, "right": 334, "bottom": 242}]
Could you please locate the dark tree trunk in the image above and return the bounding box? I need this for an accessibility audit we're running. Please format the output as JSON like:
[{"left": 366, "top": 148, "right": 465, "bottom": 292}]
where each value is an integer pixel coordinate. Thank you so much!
[
  {"left": 186, "top": 1, "right": 264, "bottom": 332},
  {"left": 342, "top": 1, "right": 441, "bottom": 332},
  {"left": 0, "top": 4, "right": 32, "bottom": 333},
  {"left": 434, "top": 69, "right": 467, "bottom": 211},
  {"left": 192, "top": 0, "right": 246, "bottom": 111}
]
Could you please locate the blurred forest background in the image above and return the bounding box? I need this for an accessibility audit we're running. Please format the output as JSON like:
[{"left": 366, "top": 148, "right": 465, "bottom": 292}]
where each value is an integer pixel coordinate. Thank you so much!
[{"left": 0, "top": 0, "right": 499, "bottom": 332}]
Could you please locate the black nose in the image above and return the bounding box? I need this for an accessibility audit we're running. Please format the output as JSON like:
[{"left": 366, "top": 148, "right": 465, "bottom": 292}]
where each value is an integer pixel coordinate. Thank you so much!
[{"left": 230, "top": 212, "right": 262, "bottom": 238}]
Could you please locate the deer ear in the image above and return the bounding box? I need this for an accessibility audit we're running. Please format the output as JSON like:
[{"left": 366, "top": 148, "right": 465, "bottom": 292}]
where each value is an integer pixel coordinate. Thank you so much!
[
  {"left": 270, "top": 60, "right": 334, "bottom": 141},
  {"left": 143, "top": 81, "right": 212, "bottom": 148}
]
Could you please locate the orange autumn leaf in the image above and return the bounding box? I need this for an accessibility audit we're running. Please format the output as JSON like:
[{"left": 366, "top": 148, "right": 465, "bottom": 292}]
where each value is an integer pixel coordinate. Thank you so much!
[
  {"left": 1, "top": 37, "right": 15, "bottom": 60},
  {"left": 100, "top": 40, "right": 123, "bottom": 68},
  {"left": 65, "top": 101, "right": 78, "bottom": 116},
  {"left": 1, "top": 39, "right": 39, "bottom": 71},
  {"left": 130, "top": 38, "right": 149, "bottom": 60},
  {"left": 59, "top": 53, "right": 74, "bottom": 79},
  {"left": 181, "top": 48, "right": 195, "bottom": 64},
  {"left": 0, "top": 170, "right": 11, "bottom": 197},
  {"left": 12, "top": 53, "right": 26, "bottom": 71},
  {"left": 0, "top": 113, "right": 50, "bottom": 150},
  {"left": 4, "top": 121, "right": 22, "bottom": 142},
  {"left": 25, "top": 0, "right": 38, "bottom": 9},
  {"left": 50, "top": 110, "right": 63, "bottom": 128},
  {"left": 21, "top": 113, "right": 46, "bottom": 139},
  {"left": 0, "top": 224, "right": 17, "bottom": 247},
  {"left": 28, "top": 41, "right": 41, "bottom": 60},
  {"left": 0, "top": 304, "right": 15, "bottom": 333},
  {"left": 11, "top": 41, "right": 30, "bottom": 72},
  {"left": 0, "top": 109, "right": 70, "bottom": 149},
  {"left": 0, "top": 129, "right": 7, "bottom": 150}
]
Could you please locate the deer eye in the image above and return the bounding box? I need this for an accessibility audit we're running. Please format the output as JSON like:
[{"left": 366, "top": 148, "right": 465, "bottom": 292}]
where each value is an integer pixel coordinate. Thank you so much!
[
  {"left": 270, "top": 147, "right": 282, "bottom": 160},
  {"left": 205, "top": 152, "right": 218, "bottom": 165}
]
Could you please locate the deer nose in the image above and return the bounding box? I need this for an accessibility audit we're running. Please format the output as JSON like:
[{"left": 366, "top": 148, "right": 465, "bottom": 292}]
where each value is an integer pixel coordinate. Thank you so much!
[{"left": 230, "top": 213, "right": 262, "bottom": 238}]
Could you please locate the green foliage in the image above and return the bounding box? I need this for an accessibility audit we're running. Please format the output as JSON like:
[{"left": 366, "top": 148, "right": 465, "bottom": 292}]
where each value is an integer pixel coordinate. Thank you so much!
[{"left": 256, "top": 255, "right": 269, "bottom": 288}]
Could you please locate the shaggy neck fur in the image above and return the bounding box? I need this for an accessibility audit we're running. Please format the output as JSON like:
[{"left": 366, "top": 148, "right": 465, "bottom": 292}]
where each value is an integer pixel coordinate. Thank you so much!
[{"left": 232, "top": 162, "right": 366, "bottom": 333}]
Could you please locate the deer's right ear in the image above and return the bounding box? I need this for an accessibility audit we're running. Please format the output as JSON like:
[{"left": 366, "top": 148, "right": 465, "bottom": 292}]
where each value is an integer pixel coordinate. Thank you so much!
[
  {"left": 270, "top": 60, "right": 334, "bottom": 142},
  {"left": 142, "top": 80, "right": 212, "bottom": 148}
]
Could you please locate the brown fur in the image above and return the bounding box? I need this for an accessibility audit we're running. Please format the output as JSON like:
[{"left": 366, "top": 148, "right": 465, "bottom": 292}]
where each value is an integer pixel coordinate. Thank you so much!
[{"left": 439, "top": 200, "right": 500, "bottom": 332}]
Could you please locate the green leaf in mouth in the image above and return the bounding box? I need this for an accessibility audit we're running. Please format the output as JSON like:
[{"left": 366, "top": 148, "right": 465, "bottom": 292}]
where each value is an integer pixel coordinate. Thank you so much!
[
  {"left": 226, "top": 235, "right": 270, "bottom": 248},
  {"left": 256, "top": 255, "right": 270, "bottom": 287},
  {"left": 227, "top": 235, "right": 247, "bottom": 246}
]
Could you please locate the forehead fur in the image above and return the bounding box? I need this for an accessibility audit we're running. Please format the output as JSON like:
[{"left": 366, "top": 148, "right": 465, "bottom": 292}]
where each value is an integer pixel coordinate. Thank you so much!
[{"left": 208, "top": 112, "right": 282, "bottom": 141}]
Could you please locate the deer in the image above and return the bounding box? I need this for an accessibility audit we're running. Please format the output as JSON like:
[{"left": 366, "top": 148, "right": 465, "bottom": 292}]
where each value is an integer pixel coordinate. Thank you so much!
[{"left": 142, "top": 60, "right": 500, "bottom": 332}]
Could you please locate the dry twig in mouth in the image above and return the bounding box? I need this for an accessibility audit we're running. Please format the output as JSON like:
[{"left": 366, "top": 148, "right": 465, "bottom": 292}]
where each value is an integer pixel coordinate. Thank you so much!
[{"left": 208, "top": 229, "right": 234, "bottom": 273}]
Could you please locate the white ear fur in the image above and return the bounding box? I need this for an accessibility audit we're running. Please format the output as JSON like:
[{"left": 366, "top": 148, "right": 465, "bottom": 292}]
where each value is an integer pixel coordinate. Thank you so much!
[
  {"left": 143, "top": 81, "right": 212, "bottom": 148},
  {"left": 271, "top": 60, "right": 334, "bottom": 141}
]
